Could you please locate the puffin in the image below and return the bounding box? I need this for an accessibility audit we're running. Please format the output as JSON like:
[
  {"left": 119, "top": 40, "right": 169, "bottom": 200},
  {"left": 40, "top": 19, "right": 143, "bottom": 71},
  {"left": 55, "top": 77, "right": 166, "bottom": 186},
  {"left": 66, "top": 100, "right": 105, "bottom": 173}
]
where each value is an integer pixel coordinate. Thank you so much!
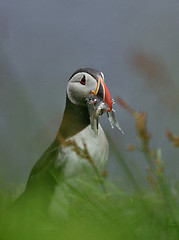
[{"left": 14, "top": 68, "right": 123, "bottom": 213}]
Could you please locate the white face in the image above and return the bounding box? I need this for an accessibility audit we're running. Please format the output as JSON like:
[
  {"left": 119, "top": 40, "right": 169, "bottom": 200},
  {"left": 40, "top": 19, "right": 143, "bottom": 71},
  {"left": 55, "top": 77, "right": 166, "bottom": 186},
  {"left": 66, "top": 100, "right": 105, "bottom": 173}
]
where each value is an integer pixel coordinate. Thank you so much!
[{"left": 67, "top": 72, "right": 98, "bottom": 105}]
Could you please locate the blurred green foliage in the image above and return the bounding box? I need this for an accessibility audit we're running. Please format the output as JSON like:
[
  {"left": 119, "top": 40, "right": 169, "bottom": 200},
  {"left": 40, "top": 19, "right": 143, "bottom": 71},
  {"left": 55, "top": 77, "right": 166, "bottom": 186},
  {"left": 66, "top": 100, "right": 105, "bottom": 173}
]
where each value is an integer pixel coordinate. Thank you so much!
[
  {"left": 0, "top": 176, "right": 178, "bottom": 240},
  {"left": 0, "top": 100, "right": 179, "bottom": 240}
]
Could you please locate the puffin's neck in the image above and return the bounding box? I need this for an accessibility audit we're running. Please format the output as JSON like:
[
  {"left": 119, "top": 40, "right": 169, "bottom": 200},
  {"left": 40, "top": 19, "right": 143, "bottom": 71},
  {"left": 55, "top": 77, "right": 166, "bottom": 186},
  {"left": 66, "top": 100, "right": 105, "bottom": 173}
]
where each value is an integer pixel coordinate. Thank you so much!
[{"left": 57, "top": 96, "right": 90, "bottom": 140}]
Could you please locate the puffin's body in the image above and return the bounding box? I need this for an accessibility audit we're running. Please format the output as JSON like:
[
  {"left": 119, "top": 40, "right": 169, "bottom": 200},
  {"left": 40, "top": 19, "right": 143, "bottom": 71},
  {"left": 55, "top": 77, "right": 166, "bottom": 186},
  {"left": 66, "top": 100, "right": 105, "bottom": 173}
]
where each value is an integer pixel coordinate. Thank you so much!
[
  {"left": 15, "top": 68, "right": 114, "bottom": 213},
  {"left": 56, "top": 124, "right": 108, "bottom": 178}
]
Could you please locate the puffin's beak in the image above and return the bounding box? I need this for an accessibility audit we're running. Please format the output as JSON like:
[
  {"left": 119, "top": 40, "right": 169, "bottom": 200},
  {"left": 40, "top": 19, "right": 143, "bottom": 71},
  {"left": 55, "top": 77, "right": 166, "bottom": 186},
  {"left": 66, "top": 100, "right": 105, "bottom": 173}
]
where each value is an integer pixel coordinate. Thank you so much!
[
  {"left": 92, "top": 77, "right": 113, "bottom": 112},
  {"left": 88, "top": 76, "right": 124, "bottom": 135}
]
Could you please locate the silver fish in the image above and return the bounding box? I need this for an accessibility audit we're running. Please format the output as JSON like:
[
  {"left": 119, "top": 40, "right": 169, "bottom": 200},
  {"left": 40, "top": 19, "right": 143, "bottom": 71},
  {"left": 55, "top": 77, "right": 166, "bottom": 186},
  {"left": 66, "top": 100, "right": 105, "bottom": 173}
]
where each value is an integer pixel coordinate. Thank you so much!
[{"left": 86, "top": 92, "right": 124, "bottom": 134}]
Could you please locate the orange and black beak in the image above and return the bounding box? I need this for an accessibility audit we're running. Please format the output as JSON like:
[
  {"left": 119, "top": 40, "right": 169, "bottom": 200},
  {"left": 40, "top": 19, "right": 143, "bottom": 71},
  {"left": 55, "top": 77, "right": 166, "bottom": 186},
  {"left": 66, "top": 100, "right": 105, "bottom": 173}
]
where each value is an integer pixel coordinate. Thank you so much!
[{"left": 92, "top": 77, "right": 113, "bottom": 112}]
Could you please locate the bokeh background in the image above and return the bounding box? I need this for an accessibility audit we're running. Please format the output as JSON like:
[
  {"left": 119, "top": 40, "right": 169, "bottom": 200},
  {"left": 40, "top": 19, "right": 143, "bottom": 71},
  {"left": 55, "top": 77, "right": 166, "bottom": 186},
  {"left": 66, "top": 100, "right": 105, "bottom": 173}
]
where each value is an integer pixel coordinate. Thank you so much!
[{"left": 0, "top": 0, "right": 179, "bottom": 191}]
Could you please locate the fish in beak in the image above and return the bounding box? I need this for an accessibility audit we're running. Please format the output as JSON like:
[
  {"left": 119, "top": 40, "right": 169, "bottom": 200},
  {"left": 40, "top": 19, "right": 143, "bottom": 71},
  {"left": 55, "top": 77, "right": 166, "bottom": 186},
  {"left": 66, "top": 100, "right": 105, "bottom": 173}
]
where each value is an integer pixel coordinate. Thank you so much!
[{"left": 86, "top": 77, "right": 124, "bottom": 134}]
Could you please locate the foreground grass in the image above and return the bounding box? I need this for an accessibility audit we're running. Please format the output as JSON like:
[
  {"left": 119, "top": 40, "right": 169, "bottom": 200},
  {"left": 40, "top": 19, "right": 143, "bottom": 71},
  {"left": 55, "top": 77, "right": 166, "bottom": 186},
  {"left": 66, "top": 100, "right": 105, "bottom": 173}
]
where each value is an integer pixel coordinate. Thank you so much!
[
  {"left": 1, "top": 99, "right": 179, "bottom": 240},
  {"left": 0, "top": 177, "right": 178, "bottom": 240}
]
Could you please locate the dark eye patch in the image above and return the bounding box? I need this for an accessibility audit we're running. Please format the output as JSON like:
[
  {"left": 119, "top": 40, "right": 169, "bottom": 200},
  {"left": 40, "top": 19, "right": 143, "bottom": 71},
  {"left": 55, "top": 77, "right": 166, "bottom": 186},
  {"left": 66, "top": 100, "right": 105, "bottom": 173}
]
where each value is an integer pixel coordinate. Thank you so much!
[{"left": 80, "top": 75, "right": 86, "bottom": 85}]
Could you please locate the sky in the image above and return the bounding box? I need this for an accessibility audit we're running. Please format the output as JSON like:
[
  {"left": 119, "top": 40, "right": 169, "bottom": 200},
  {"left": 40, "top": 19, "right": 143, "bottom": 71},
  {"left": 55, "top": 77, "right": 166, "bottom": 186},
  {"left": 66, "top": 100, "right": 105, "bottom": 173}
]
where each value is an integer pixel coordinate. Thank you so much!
[{"left": 0, "top": 0, "right": 179, "bottom": 190}]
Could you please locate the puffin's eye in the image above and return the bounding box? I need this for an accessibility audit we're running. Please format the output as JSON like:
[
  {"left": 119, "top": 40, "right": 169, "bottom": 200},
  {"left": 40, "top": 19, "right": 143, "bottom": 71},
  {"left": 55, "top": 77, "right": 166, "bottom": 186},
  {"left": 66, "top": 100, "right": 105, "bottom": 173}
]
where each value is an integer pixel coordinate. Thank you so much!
[{"left": 80, "top": 75, "right": 86, "bottom": 85}]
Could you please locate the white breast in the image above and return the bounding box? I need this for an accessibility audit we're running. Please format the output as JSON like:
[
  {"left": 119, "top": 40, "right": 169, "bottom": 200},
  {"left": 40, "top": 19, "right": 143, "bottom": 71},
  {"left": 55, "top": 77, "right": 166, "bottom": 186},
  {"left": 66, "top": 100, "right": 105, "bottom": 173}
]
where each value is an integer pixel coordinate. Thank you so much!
[
  {"left": 55, "top": 124, "right": 109, "bottom": 179},
  {"left": 50, "top": 125, "right": 108, "bottom": 220}
]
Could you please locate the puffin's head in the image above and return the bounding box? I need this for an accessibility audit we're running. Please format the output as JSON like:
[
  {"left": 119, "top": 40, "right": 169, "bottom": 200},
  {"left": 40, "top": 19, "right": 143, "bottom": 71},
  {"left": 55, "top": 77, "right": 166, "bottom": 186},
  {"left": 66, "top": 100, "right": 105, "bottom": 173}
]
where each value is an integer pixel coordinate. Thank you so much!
[
  {"left": 67, "top": 68, "right": 112, "bottom": 111},
  {"left": 66, "top": 68, "right": 123, "bottom": 134}
]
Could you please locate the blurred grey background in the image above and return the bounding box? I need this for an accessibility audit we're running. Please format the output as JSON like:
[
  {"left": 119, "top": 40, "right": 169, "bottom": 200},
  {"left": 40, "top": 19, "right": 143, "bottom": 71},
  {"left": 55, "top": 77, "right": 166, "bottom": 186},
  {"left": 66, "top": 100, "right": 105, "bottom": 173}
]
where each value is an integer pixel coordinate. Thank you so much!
[{"left": 0, "top": 0, "right": 179, "bottom": 191}]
